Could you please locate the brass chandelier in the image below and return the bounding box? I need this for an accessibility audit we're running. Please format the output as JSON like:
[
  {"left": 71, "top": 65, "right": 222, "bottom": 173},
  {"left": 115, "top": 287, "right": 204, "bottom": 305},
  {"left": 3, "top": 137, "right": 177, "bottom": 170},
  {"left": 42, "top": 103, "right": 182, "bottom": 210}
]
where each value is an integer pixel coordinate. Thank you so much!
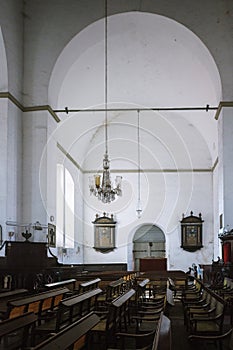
[{"left": 89, "top": 0, "right": 122, "bottom": 203}]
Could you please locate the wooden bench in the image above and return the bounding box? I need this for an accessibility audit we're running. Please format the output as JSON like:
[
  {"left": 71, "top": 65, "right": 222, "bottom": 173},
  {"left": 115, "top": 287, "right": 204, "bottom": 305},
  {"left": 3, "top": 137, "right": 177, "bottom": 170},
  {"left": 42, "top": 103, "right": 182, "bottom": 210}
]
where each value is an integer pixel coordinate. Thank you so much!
[
  {"left": 45, "top": 278, "right": 77, "bottom": 292},
  {"left": 0, "top": 312, "right": 37, "bottom": 349},
  {"left": 4, "top": 287, "right": 70, "bottom": 320},
  {"left": 78, "top": 277, "right": 101, "bottom": 294},
  {"left": 89, "top": 288, "right": 136, "bottom": 349},
  {"left": 32, "top": 288, "right": 103, "bottom": 345},
  {"left": 28, "top": 312, "right": 100, "bottom": 350},
  {"left": 105, "top": 278, "right": 125, "bottom": 302},
  {"left": 0, "top": 288, "right": 28, "bottom": 315}
]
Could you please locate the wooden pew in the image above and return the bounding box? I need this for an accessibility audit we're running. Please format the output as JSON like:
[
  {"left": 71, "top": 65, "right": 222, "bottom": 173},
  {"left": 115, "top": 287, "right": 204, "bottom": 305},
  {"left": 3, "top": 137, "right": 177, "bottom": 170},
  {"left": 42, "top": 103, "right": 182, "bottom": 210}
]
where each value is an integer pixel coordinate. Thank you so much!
[
  {"left": 89, "top": 289, "right": 136, "bottom": 349},
  {"left": 4, "top": 287, "right": 70, "bottom": 320},
  {"left": 32, "top": 288, "right": 103, "bottom": 345},
  {"left": 0, "top": 288, "right": 28, "bottom": 315},
  {"left": 129, "top": 279, "right": 150, "bottom": 317},
  {"left": 105, "top": 278, "right": 125, "bottom": 302},
  {"left": 28, "top": 312, "right": 100, "bottom": 350},
  {"left": 96, "top": 277, "right": 126, "bottom": 310},
  {"left": 78, "top": 277, "right": 101, "bottom": 294},
  {"left": 0, "top": 312, "right": 37, "bottom": 349},
  {"left": 156, "top": 314, "right": 171, "bottom": 350},
  {"left": 45, "top": 278, "right": 77, "bottom": 292}
]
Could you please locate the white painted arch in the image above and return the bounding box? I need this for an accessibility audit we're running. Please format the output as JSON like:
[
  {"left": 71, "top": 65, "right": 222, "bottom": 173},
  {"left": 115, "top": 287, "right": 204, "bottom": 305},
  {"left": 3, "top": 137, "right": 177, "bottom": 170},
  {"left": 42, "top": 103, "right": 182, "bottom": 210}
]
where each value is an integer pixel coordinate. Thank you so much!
[{"left": 49, "top": 12, "right": 221, "bottom": 172}]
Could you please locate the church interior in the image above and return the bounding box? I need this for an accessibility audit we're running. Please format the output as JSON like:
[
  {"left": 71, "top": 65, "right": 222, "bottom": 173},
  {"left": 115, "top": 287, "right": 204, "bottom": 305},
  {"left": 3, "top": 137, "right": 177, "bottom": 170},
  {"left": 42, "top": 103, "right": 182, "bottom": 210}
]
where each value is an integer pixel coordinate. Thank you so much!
[{"left": 0, "top": 0, "right": 233, "bottom": 349}]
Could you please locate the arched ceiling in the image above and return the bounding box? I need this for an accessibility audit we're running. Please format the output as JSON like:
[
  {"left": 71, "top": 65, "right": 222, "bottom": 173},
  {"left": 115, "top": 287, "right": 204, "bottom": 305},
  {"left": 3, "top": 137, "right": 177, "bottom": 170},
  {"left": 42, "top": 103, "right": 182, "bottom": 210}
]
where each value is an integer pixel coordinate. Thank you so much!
[{"left": 49, "top": 12, "right": 221, "bottom": 172}]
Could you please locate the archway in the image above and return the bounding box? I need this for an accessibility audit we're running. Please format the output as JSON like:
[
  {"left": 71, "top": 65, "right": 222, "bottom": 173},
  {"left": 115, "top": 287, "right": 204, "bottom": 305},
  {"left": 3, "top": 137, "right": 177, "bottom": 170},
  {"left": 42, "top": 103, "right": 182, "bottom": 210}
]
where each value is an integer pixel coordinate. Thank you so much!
[{"left": 133, "top": 224, "right": 165, "bottom": 271}]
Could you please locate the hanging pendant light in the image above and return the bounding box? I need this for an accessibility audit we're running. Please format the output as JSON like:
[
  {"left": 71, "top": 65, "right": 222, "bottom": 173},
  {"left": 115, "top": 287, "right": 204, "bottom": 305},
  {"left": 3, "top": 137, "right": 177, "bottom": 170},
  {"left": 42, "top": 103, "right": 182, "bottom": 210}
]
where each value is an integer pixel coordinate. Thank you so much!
[
  {"left": 89, "top": 0, "right": 122, "bottom": 204},
  {"left": 136, "top": 110, "right": 142, "bottom": 218}
]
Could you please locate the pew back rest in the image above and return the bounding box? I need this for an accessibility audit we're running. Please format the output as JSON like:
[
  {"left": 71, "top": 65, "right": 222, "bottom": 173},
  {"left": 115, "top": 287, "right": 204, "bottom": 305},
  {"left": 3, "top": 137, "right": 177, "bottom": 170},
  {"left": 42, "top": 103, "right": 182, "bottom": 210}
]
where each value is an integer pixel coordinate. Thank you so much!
[
  {"left": 78, "top": 278, "right": 101, "bottom": 294},
  {"left": 61, "top": 288, "right": 103, "bottom": 322},
  {"left": 30, "top": 312, "right": 100, "bottom": 350},
  {"left": 7, "top": 287, "right": 70, "bottom": 319},
  {"left": 112, "top": 289, "right": 136, "bottom": 330},
  {"left": 0, "top": 312, "right": 37, "bottom": 349},
  {"left": 106, "top": 278, "right": 125, "bottom": 301},
  {"left": 45, "top": 279, "right": 77, "bottom": 291},
  {"left": 151, "top": 312, "right": 163, "bottom": 350},
  {"left": 157, "top": 314, "right": 171, "bottom": 350}
]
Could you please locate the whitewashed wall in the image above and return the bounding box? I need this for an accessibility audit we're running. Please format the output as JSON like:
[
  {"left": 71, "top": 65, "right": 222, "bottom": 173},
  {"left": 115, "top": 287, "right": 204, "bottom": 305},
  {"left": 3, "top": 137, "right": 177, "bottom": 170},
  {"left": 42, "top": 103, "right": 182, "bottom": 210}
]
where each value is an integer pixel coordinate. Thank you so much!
[
  {"left": 0, "top": 1, "right": 23, "bottom": 244},
  {"left": 0, "top": 0, "right": 233, "bottom": 269}
]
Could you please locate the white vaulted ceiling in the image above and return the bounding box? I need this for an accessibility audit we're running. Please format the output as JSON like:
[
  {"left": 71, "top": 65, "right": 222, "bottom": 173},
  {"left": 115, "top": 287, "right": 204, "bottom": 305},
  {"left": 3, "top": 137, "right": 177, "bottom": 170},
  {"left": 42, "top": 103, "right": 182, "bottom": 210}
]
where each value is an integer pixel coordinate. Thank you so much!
[{"left": 49, "top": 12, "right": 221, "bottom": 172}]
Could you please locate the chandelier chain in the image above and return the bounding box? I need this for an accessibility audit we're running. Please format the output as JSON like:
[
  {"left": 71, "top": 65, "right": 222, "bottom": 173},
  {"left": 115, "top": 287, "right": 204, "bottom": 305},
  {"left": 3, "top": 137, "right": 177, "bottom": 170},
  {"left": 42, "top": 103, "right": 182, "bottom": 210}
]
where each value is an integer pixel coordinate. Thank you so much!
[
  {"left": 137, "top": 110, "right": 141, "bottom": 202},
  {"left": 105, "top": 0, "right": 108, "bottom": 155},
  {"left": 136, "top": 109, "right": 142, "bottom": 218},
  {"left": 89, "top": 0, "right": 122, "bottom": 204}
]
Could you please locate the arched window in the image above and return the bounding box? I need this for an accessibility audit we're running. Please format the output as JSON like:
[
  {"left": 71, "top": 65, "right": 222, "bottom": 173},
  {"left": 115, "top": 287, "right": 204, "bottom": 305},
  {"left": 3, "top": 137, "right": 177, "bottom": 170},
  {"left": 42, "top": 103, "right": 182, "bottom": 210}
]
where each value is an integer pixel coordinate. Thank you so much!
[{"left": 56, "top": 164, "right": 74, "bottom": 248}]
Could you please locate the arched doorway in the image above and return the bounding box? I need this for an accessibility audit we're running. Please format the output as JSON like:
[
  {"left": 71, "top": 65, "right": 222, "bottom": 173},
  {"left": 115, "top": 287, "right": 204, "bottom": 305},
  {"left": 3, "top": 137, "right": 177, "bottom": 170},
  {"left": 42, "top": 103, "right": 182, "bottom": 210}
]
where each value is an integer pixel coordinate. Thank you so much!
[{"left": 133, "top": 224, "right": 165, "bottom": 271}]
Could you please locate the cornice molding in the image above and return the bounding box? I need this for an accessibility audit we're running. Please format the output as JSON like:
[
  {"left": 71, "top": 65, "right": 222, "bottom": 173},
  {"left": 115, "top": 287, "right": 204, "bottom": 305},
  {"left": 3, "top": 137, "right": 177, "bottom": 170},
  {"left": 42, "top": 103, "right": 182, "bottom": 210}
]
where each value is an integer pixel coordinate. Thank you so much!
[
  {"left": 84, "top": 168, "right": 213, "bottom": 174},
  {"left": 57, "top": 142, "right": 84, "bottom": 172},
  {"left": 57, "top": 141, "right": 218, "bottom": 174},
  {"left": 0, "top": 92, "right": 222, "bottom": 174},
  {"left": 215, "top": 101, "right": 233, "bottom": 120},
  {"left": 0, "top": 92, "right": 60, "bottom": 122},
  {"left": 1, "top": 91, "right": 233, "bottom": 122}
]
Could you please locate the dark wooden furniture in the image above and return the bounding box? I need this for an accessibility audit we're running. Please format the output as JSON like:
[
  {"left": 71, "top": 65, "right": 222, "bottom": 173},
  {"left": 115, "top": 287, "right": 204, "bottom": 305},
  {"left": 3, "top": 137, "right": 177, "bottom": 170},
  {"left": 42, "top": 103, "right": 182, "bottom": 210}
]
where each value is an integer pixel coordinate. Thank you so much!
[
  {"left": 157, "top": 314, "right": 171, "bottom": 350},
  {"left": 45, "top": 278, "right": 77, "bottom": 292},
  {"left": 0, "top": 241, "right": 61, "bottom": 291},
  {"left": 188, "top": 327, "right": 233, "bottom": 349},
  {"left": 3, "top": 287, "right": 69, "bottom": 320},
  {"left": 78, "top": 278, "right": 101, "bottom": 293},
  {"left": 182, "top": 278, "right": 226, "bottom": 337},
  {"left": 0, "top": 241, "right": 127, "bottom": 291},
  {"left": 32, "top": 288, "right": 103, "bottom": 344},
  {"left": 0, "top": 288, "right": 28, "bottom": 314},
  {"left": 139, "top": 258, "right": 167, "bottom": 272},
  {"left": 109, "top": 311, "right": 168, "bottom": 350},
  {"left": 0, "top": 312, "right": 37, "bottom": 349},
  {"left": 30, "top": 312, "right": 100, "bottom": 350},
  {"left": 89, "top": 289, "right": 136, "bottom": 349}
]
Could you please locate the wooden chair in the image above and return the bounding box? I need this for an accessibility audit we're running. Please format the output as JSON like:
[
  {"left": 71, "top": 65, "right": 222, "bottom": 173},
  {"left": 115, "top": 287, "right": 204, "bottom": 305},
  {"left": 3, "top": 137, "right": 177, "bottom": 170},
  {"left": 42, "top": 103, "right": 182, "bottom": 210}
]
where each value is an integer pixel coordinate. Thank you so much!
[
  {"left": 182, "top": 279, "right": 203, "bottom": 302},
  {"left": 107, "top": 311, "right": 163, "bottom": 350},
  {"left": 188, "top": 327, "right": 233, "bottom": 350},
  {"left": 185, "top": 292, "right": 217, "bottom": 330},
  {"left": 189, "top": 299, "right": 226, "bottom": 337},
  {"left": 132, "top": 294, "right": 166, "bottom": 333}
]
